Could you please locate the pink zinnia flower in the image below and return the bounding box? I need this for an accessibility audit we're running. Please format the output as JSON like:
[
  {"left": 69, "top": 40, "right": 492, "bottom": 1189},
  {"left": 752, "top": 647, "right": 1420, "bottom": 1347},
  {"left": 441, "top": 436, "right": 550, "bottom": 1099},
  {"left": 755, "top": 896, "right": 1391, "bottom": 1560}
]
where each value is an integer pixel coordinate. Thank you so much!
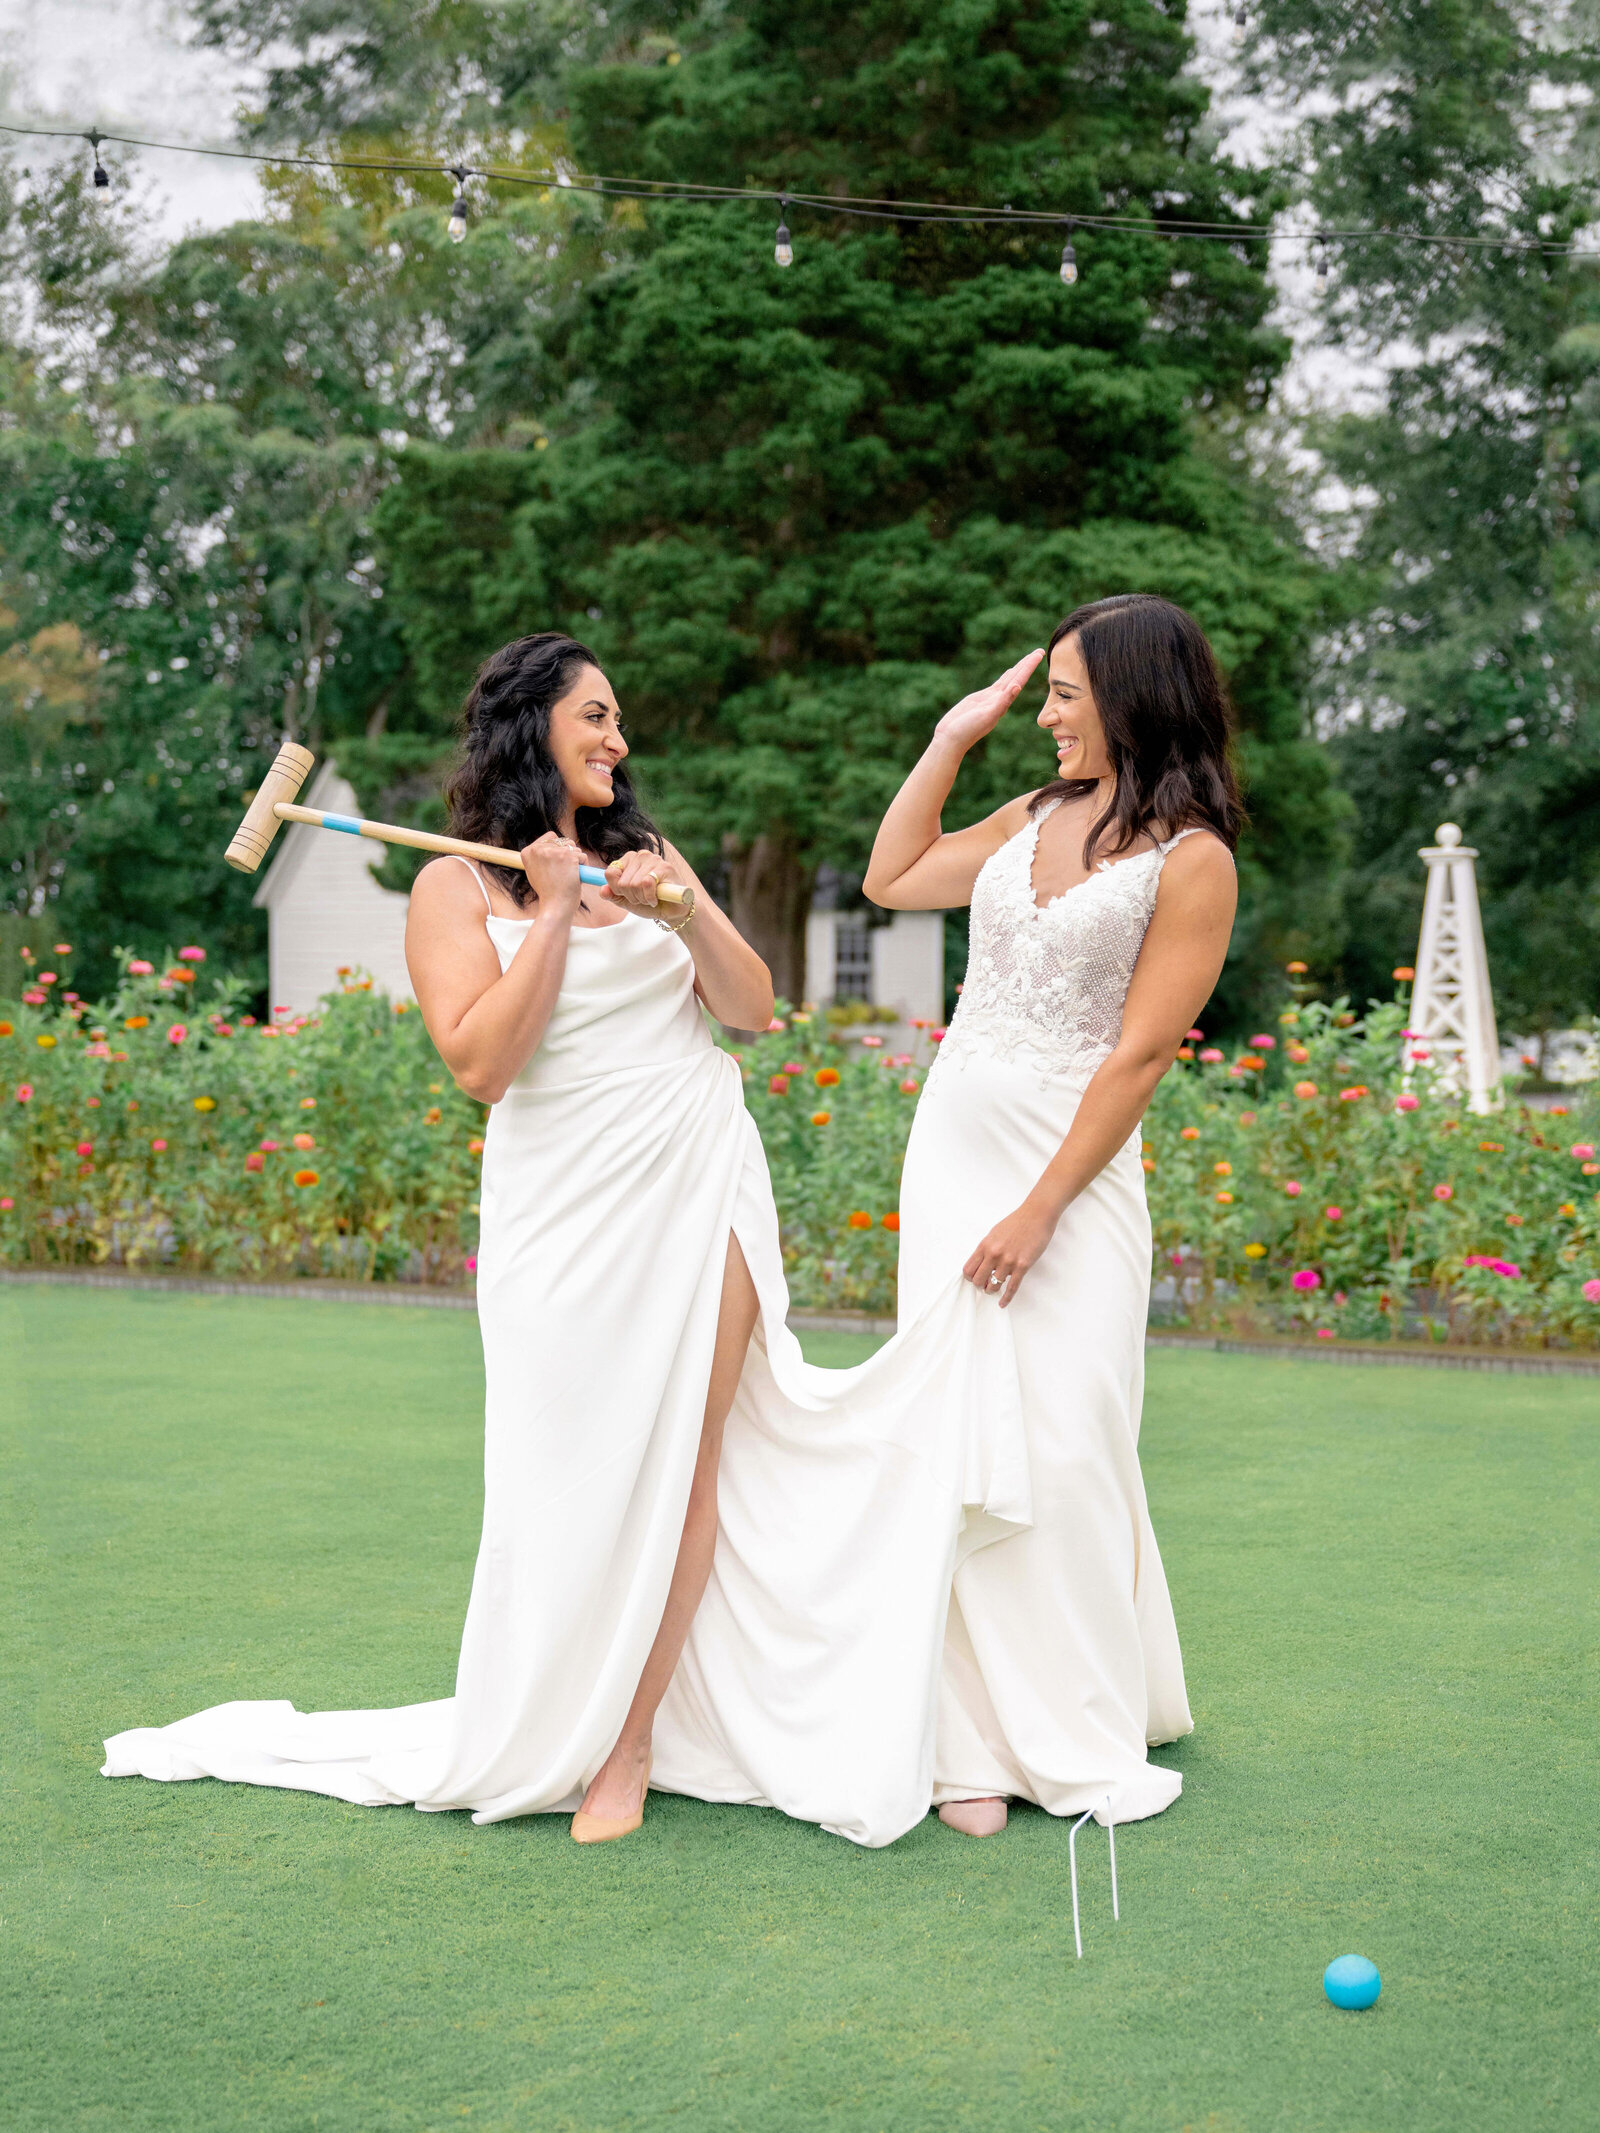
[
  {"left": 166, "top": 1023, "right": 188, "bottom": 1045},
  {"left": 1395, "top": 1092, "right": 1419, "bottom": 1112},
  {"left": 1249, "top": 1034, "right": 1276, "bottom": 1049},
  {"left": 1186, "top": 1028, "right": 1204, "bottom": 1041},
  {"left": 1433, "top": 1183, "right": 1453, "bottom": 1201},
  {"left": 931, "top": 1028, "right": 946, "bottom": 1043},
  {"left": 1292, "top": 1268, "right": 1321, "bottom": 1292},
  {"left": 1199, "top": 1047, "right": 1223, "bottom": 1063},
  {"left": 75, "top": 1140, "right": 93, "bottom": 1158},
  {"left": 464, "top": 1255, "right": 478, "bottom": 1274},
  {"left": 767, "top": 1018, "right": 786, "bottom": 1032},
  {"left": 0, "top": 1197, "right": 12, "bottom": 1211},
  {"left": 14, "top": 1084, "right": 32, "bottom": 1102},
  {"left": 1582, "top": 1279, "right": 1600, "bottom": 1304},
  {"left": 38, "top": 972, "right": 56, "bottom": 986},
  {"left": 1284, "top": 1181, "right": 1302, "bottom": 1197},
  {"left": 259, "top": 1139, "right": 280, "bottom": 1153},
  {"left": 245, "top": 1151, "right": 264, "bottom": 1173},
  {"left": 1315, "top": 1328, "right": 1335, "bottom": 1340},
  {"left": 150, "top": 1138, "right": 167, "bottom": 1153},
  {"left": 22, "top": 990, "right": 45, "bottom": 1006},
  {"left": 1325, "top": 1206, "right": 1343, "bottom": 1221},
  {"left": 860, "top": 1034, "right": 884, "bottom": 1048},
  {"left": 177, "top": 946, "right": 205, "bottom": 962},
  {"left": 127, "top": 959, "right": 154, "bottom": 977},
  {"left": 1572, "top": 1143, "right": 1596, "bottom": 1161}
]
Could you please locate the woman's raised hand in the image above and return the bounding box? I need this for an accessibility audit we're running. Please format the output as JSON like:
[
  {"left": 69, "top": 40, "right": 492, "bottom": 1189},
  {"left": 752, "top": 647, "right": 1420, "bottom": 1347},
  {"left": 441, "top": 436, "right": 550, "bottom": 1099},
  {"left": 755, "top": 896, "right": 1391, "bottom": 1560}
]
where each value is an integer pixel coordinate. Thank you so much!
[
  {"left": 934, "top": 648, "right": 1046, "bottom": 752},
  {"left": 602, "top": 847, "right": 689, "bottom": 913},
  {"left": 520, "top": 832, "right": 585, "bottom": 916}
]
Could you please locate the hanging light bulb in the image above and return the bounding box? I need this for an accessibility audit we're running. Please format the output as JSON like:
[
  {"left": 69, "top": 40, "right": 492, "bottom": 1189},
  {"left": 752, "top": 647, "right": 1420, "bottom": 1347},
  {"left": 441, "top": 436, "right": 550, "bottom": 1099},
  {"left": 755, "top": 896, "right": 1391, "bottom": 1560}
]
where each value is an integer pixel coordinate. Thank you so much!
[
  {"left": 1060, "top": 224, "right": 1078, "bottom": 285},
  {"left": 1233, "top": 4, "right": 1248, "bottom": 44},
  {"left": 87, "top": 130, "right": 109, "bottom": 191},
  {"left": 774, "top": 195, "right": 793, "bottom": 268},
  {"left": 447, "top": 166, "right": 470, "bottom": 243},
  {"left": 1314, "top": 236, "right": 1330, "bottom": 294}
]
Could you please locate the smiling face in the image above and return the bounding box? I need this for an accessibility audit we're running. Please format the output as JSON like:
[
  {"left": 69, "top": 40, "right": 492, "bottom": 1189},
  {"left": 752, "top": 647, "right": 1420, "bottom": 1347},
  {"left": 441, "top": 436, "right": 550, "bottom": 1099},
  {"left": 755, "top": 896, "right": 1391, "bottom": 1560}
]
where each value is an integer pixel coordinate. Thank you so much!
[
  {"left": 1037, "top": 632, "right": 1114, "bottom": 783},
  {"left": 546, "top": 663, "right": 628, "bottom": 814}
]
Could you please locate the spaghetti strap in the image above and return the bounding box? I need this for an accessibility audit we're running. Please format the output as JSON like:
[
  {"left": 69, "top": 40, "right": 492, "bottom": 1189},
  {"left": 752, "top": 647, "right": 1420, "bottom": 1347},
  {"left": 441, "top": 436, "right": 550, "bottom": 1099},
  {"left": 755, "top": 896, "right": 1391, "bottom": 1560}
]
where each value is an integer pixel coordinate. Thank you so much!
[
  {"left": 1156, "top": 825, "right": 1208, "bottom": 857},
  {"left": 450, "top": 854, "right": 494, "bottom": 912}
]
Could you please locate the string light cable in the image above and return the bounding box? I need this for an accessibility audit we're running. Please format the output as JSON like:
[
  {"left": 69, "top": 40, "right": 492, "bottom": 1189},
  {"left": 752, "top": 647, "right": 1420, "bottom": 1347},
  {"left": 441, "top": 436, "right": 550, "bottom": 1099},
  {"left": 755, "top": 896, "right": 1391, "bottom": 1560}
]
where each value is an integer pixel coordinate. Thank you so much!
[{"left": 0, "top": 119, "right": 1591, "bottom": 264}]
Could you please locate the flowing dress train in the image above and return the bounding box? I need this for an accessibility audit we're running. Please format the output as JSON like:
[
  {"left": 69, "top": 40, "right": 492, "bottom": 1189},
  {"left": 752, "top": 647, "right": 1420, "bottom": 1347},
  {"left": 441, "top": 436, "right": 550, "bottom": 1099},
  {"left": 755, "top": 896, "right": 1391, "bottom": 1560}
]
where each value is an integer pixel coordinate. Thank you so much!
[{"left": 102, "top": 881, "right": 1031, "bottom": 1845}]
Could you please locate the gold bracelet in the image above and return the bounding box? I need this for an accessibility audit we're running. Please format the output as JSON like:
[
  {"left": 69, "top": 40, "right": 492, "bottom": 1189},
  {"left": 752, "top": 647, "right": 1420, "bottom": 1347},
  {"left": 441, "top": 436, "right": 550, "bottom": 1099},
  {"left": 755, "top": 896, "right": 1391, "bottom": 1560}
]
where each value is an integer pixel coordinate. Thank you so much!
[{"left": 653, "top": 904, "right": 694, "bottom": 936}]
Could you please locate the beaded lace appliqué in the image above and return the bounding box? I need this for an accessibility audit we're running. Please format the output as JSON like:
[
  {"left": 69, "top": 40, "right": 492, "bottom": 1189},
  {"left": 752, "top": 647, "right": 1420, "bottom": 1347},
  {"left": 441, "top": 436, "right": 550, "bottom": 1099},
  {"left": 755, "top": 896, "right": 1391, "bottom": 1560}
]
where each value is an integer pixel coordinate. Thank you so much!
[{"left": 934, "top": 802, "right": 1201, "bottom": 1089}]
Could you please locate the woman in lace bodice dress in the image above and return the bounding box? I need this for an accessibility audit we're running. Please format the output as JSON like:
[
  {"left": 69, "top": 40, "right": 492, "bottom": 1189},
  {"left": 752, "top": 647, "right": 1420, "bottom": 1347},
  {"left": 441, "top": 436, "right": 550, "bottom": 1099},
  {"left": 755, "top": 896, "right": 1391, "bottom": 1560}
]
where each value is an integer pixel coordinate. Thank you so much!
[{"left": 862, "top": 593, "right": 1241, "bottom": 1837}]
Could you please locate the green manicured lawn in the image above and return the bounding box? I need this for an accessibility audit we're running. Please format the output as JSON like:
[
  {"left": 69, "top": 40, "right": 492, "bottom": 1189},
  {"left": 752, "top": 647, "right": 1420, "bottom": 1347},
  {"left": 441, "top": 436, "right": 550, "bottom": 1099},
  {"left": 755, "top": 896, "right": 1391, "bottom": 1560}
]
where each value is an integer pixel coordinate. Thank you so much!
[{"left": 4, "top": 1288, "right": 1595, "bottom": 2131}]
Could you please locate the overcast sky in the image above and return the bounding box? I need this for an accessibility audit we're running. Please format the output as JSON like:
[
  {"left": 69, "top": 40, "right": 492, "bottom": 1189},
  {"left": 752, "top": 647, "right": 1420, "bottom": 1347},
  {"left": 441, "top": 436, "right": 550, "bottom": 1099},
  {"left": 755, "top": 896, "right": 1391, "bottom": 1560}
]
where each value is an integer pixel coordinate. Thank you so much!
[{"left": 0, "top": 0, "right": 1367, "bottom": 412}]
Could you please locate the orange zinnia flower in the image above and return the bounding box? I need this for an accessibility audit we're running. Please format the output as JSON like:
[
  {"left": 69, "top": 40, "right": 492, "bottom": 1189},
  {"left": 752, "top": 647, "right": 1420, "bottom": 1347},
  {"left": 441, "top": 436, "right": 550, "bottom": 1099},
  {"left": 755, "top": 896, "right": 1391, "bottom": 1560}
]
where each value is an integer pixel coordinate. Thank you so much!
[
  {"left": 293, "top": 1168, "right": 319, "bottom": 1187},
  {"left": 810, "top": 1111, "right": 831, "bottom": 1126},
  {"left": 424, "top": 1106, "right": 442, "bottom": 1124},
  {"left": 881, "top": 1212, "right": 900, "bottom": 1232},
  {"left": 847, "top": 1211, "right": 872, "bottom": 1229},
  {"left": 814, "top": 1066, "right": 841, "bottom": 1088}
]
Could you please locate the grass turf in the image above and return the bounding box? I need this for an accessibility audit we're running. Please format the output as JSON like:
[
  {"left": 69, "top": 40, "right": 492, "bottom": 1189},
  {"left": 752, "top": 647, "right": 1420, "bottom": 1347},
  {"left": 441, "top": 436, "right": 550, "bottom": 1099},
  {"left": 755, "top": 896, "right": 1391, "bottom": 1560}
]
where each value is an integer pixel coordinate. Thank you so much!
[{"left": 4, "top": 1287, "right": 1595, "bottom": 2132}]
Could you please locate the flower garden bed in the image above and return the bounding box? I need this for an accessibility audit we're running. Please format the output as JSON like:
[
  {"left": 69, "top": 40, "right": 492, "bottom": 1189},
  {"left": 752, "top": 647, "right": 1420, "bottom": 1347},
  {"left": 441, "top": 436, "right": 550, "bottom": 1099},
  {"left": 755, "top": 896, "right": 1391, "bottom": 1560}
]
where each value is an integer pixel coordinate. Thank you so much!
[{"left": 3, "top": 942, "right": 1597, "bottom": 1348}]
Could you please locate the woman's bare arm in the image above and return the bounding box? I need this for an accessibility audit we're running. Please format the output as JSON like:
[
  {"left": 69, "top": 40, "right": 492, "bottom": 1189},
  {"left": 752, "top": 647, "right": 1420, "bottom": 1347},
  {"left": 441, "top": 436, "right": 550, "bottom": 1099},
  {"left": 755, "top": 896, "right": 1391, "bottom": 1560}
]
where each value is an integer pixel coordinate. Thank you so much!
[
  {"left": 863, "top": 652, "right": 1045, "bottom": 910},
  {"left": 602, "top": 842, "right": 774, "bottom": 1029},
  {"left": 964, "top": 834, "right": 1239, "bottom": 1303},
  {"left": 405, "top": 837, "right": 583, "bottom": 1105}
]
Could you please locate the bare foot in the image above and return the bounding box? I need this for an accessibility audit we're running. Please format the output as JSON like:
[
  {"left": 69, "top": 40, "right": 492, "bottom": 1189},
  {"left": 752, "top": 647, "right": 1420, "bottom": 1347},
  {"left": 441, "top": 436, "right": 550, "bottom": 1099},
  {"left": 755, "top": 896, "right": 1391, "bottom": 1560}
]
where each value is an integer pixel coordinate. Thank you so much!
[
  {"left": 578, "top": 1737, "right": 652, "bottom": 1823},
  {"left": 939, "top": 1797, "right": 1008, "bottom": 1837}
]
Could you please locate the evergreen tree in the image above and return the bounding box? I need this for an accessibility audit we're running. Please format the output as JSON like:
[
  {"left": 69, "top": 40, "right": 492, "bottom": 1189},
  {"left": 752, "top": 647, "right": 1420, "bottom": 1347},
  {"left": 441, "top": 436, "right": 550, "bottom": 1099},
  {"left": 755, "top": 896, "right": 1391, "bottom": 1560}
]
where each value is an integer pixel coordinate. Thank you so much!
[{"left": 372, "top": 0, "right": 1339, "bottom": 1006}]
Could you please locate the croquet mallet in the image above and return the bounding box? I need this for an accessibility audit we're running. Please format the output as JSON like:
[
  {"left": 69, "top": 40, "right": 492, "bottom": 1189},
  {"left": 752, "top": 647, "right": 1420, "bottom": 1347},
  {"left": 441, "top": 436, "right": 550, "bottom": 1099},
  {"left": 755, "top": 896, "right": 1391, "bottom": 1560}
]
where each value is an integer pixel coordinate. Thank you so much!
[{"left": 224, "top": 742, "right": 693, "bottom": 910}]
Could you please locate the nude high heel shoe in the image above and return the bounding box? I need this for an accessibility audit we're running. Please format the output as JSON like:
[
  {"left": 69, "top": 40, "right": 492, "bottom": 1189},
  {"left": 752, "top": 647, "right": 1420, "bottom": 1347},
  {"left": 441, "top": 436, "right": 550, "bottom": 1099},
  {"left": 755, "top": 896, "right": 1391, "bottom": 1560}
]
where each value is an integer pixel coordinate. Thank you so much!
[{"left": 570, "top": 1760, "right": 652, "bottom": 1845}]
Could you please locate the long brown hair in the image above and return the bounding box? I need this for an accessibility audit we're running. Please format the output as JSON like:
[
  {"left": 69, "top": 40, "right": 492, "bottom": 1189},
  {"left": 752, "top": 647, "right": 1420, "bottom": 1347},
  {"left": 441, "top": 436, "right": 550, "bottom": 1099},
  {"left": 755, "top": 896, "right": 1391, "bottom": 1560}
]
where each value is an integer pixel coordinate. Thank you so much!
[
  {"left": 1030, "top": 594, "right": 1245, "bottom": 867},
  {"left": 444, "top": 632, "right": 664, "bottom": 907}
]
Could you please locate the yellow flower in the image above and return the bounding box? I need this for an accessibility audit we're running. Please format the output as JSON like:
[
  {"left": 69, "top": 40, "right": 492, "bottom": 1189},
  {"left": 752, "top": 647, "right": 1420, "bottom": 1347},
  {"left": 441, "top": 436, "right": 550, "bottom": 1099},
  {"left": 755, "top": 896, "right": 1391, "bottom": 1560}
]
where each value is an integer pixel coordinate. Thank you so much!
[
  {"left": 125, "top": 1015, "right": 150, "bottom": 1030},
  {"left": 1559, "top": 1201, "right": 1577, "bottom": 1217},
  {"left": 35, "top": 1033, "right": 56, "bottom": 1049},
  {"left": 193, "top": 1096, "right": 216, "bottom": 1112},
  {"left": 1244, "top": 1242, "right": 1267, "bottom": 1259}
]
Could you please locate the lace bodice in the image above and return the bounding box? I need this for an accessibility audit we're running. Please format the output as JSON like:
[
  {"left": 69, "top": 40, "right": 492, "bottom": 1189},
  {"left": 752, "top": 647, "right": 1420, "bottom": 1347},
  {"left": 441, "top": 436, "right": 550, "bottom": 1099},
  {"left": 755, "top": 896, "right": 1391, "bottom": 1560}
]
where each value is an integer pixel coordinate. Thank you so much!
[{"left": 934, "top": 801, "right": 1204, "bottom": 1089}]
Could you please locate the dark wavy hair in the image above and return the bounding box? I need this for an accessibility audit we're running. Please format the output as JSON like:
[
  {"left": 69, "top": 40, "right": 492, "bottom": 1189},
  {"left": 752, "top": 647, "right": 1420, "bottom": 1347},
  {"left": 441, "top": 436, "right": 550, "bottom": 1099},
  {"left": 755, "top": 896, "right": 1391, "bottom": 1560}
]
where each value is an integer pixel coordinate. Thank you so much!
[
  {"left": 445, "top": 632, "right": 664, "bottom": 907},
  {"left": 1030, "top": 594, "right": 1245, "bottom": 866}
]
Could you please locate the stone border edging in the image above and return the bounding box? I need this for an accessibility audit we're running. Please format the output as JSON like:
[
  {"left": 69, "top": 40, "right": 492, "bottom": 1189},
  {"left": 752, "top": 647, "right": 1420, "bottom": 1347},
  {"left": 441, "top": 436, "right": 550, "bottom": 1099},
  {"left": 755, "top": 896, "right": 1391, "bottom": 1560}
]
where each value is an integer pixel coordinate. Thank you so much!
[{"left": 3, "top": 1267, "right": 1598, "bottom": 1377}]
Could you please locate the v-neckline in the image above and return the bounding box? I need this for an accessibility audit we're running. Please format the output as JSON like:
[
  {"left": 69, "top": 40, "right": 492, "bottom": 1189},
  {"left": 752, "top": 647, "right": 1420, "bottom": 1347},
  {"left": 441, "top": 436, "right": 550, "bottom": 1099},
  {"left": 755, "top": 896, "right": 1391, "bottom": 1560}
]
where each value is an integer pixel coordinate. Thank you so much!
[{"left": 1025, "top": 805, "right": 1155, "bottom": 914}]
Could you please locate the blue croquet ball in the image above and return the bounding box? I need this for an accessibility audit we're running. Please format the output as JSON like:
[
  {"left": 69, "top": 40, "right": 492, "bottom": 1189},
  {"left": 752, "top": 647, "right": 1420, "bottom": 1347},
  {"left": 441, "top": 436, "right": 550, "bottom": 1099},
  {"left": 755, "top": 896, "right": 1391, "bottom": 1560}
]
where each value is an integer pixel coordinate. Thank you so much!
[{"left": 1323, "top": 1954, "right": 1381, "bottom": 2010}]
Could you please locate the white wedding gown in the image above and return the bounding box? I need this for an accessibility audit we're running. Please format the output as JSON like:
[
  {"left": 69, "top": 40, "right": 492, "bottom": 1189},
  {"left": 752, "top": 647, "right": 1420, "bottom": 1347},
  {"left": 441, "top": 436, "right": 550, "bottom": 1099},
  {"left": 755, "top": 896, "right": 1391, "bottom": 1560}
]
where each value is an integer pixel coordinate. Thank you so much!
[{"left": 103, "top": 813, "right": 1190, "bottom": 1844}]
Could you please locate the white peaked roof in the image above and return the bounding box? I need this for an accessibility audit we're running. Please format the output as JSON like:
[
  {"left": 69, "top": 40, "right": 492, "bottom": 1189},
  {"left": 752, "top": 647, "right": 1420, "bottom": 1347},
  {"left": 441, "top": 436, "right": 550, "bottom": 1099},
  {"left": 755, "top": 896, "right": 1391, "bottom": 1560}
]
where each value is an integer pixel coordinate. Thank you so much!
[
  {"left": 252, "top": 760, "right": 358, "bottom": 910},
  {"left": 249, "top": 759, "right": 415, "bottom": 1014}
]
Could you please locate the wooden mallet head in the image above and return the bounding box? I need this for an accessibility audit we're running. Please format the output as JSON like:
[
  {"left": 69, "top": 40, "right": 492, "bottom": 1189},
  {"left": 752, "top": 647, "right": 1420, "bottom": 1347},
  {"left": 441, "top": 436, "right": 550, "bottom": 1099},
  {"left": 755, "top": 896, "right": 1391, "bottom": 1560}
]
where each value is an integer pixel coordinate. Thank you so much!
[{"left": 226, "top": 741, "right": 316, "bottom": 873}]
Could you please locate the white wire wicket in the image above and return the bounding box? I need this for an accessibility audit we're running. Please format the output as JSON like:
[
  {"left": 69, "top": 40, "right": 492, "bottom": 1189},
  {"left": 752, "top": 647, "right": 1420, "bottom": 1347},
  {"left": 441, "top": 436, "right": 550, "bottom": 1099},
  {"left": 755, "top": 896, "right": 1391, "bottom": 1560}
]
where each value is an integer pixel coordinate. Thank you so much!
[{"left": 1068, "top": 1794, "right": 1120, "bottom": 1960}]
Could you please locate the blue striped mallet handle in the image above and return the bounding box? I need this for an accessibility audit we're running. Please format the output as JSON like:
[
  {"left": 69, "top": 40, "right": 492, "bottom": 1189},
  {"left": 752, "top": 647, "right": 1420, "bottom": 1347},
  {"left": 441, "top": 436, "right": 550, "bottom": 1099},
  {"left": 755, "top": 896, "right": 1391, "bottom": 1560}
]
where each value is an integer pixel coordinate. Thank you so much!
[{"left": 224, "top": 742, "right": 691, "bottom": 907}]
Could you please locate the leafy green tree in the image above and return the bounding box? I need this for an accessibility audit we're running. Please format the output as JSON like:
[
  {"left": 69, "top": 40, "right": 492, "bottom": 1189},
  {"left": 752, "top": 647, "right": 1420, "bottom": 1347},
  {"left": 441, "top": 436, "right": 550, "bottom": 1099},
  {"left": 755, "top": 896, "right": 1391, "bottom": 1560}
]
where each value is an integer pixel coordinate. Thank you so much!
[
  {"left": 365, "top": 0, "right": 1340, "bottom": 1007},
  {"left": 1249, "top": 0, "right": 1600, "bottom": 1032},
  {"left": 0, "top": 153, "right": 598, "bottom": 991}
]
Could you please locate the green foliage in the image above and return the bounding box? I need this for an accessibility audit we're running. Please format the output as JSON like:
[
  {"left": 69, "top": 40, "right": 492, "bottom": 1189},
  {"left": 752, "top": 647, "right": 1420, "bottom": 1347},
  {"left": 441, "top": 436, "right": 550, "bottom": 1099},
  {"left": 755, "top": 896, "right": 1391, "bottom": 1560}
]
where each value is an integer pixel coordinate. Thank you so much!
[
  {"left": 365, "top": 0, "right": 1341, "bottom": 1007},
  {"left": 0, "top": 952, "right": 484, "bottom": 1281},
  {"left": 7, "top": 943, "right": 1594, "bottom": 1342},
  {"left": 1249, "top": 0, "right": 1600, "bottom": 1029}
]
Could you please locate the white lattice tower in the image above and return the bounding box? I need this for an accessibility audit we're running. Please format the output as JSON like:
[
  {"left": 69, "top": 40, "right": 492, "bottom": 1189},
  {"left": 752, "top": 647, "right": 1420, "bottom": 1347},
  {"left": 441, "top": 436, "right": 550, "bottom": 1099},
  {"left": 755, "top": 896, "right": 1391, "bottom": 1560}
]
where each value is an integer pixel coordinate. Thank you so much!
[{"left": 1405, "top": 823, "right": 1501, "bottom": 1114}]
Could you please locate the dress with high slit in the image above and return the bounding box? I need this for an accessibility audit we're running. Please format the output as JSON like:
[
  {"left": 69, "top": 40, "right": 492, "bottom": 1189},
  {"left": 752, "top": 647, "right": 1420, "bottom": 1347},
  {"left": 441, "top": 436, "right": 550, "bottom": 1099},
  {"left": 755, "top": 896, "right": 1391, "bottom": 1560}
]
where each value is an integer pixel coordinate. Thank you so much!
[{"left": 103, "top": 813, "right": 1191, "bottom": 1844}]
